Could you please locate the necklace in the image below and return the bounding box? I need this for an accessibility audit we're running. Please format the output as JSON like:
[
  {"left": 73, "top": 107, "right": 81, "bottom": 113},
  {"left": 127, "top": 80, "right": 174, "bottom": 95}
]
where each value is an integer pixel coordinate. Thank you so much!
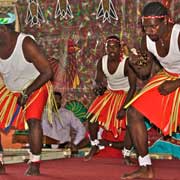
[{"left": 159, "top": 39, "right": 165, "bottom": 47}]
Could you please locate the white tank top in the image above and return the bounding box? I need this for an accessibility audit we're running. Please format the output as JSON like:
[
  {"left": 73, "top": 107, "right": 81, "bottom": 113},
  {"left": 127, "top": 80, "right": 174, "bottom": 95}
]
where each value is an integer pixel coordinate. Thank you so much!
[
  {"left": 102, "top": 55, "right": 129, "bottom": 91},
  {"left": 146, "top": 24, "right": 180, "bottom": 74},
  {"left": 0, "top": 33, "right": 40, "bottom": 92}
]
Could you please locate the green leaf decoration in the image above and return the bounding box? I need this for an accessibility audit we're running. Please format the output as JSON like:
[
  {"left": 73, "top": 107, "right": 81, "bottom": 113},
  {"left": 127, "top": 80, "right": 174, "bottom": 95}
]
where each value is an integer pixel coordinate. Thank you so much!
[{"left": 65, "top": 100, "right": 87, "bottom": 123}]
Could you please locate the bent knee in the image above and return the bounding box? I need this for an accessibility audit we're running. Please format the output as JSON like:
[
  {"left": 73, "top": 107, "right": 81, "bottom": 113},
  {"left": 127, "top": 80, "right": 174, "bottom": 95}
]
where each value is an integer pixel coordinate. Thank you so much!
[
  {"left": 127, "top": 106, "right": 143, "bottom": 124},
  {"left": 127, "top": 106, "right": 137, "bottom": 117}
]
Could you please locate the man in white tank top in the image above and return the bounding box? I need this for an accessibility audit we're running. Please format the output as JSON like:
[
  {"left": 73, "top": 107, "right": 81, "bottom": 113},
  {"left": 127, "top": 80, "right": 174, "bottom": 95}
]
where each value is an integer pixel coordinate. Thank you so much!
[
  {"left": 0, "top": 13, "right": 53, "bottom": 175},
  {"left": 122, "top": 2, "right": 180, "bottom": 179},
  {"left": 85, "top": 35, "right": 145, "bottom": 161}
]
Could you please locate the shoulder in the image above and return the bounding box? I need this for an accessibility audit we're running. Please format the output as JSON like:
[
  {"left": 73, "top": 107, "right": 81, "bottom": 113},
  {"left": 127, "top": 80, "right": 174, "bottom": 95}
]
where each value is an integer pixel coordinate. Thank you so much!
[
  {"left": 178, "top": 33, "right": 180, "bottom": 50},
  {"left": 175, "top": 24, "right": 180, "bottom": 48},
  {"left": 22, "top": 34, "right": 36, "bottom": 46},
  {"left": 173, "top": 23, "right": 180, "bottom": 30},
  {"left": 100, "top": 55, "right": 107, "bottom": 62},
  {"left": 171, "top": 24, "right": 180, "bottom": 38},
  {"left": 124, "top": 57, "right": 131, "bottom": 76},
  {"left": 22, "top": 34, "right": 39, "bottom": 59},
  {"left": 122, "top": 53, "right": 128, "bottom": 60},
  {"left": 97, "top": 57, "right": 103, "bottom": 68}
]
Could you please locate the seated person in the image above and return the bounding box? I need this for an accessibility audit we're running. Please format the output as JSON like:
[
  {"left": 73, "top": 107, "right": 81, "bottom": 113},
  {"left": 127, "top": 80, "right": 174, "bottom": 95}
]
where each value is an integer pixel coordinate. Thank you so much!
[{"left": 42, "top": 92, "right": 86, "bottom": 153}]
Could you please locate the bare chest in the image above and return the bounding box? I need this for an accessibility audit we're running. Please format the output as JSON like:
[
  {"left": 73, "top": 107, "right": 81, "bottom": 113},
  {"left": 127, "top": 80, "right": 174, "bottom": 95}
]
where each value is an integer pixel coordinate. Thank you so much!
[
  {"left": 107, "top": 60, "right": 120, "bottom": 74},
  {"left": 0, "top": 43, "right": 15, "bottom": 59},
  {"left": 156, "top": 40, "right": 170, "bottom": 58}
]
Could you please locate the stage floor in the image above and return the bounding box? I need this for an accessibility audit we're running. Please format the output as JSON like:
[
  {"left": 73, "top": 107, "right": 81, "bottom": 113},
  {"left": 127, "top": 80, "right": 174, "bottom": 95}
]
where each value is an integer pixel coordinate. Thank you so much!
[{"left": 1, "top": 157, "right": 180, "bottom": 180}]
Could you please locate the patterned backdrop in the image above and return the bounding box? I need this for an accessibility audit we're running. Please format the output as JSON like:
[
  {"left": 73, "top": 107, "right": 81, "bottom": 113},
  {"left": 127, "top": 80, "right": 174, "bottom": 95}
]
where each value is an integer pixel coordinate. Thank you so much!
[{"left": 1, "top": 0, "right": 180, "bottom": 108}]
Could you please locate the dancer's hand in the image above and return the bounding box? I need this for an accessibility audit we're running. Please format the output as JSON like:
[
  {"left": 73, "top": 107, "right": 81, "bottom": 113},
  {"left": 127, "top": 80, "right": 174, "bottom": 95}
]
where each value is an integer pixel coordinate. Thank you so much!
[
  {"left": 93, "top": 86, "right": 107, "bottom": 96},
  {"left": 17, "top": 92, "right": 29, "bottom": 107},
  {"left": 158, "top": 80, "right": 179, "bottom": 95},
  {"left": 117, "top": 108, "right": 126, "bottom": 120}
]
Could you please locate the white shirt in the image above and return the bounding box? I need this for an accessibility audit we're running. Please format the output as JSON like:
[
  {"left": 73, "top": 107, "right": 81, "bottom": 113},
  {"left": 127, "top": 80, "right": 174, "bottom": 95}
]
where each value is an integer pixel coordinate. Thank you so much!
[
  {"left": 0, "top": 33, "right": 39, "bottom": 92},
  {"left": 42, "top": 108, "right": 86, "bottom": 145},
  {"left": 102, "top": 55, "right": 129, "bottom": 91},
  {"left": 146, "top": 24, "right": 180, "bottom": 74}
]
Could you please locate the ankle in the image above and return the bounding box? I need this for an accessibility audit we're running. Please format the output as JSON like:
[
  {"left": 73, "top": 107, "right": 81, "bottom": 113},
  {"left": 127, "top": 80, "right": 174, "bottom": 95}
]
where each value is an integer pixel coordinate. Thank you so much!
[
  {"left": 138, "top": 154, "right": 152, "bottom": 166},
  {"left": 28, "top": 153, "right": 41, "bottom": 164},
  {"left": 90, "top": 139, "right": 104, "bottom": 150},
  {"left": 122, "top": 147, "right": 131, "bottom": 158}
]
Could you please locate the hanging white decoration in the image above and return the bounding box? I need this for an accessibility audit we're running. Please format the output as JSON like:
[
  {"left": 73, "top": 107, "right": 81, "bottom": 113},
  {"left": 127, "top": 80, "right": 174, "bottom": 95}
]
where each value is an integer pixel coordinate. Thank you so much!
[
  {"left": 54, "top": 0, "right": 74, "bottom": 20},
  {"left": 96, "top": 0, "right": 118, "bottom": 23},
  {"left": 25, "top": 0, "right": 45, "bottom": 27}
]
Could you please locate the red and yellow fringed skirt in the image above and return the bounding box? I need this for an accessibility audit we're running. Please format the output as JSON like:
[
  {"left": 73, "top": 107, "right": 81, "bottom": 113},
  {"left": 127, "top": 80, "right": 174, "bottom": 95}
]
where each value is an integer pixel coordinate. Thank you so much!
[
  {"left": 87, "top": 89, "right": 127, "bottom": 138},
  {"left": 0, "top": 81, "right": 53, "bottom": 132},
  {"left": 125, "top": 70, "right": 180, "bottom": 136}
]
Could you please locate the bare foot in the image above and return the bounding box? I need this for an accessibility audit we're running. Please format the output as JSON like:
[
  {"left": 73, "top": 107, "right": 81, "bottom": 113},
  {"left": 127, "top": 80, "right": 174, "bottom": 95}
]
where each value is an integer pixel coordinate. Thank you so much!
[
  {"left": 124, "top": 157, "right": 137, "bottom": 166},
  {"left": 84, "top": 146, "right": 99, "bottom": 161},
  {"left": 0, "top": 162, "right": 5, "bottom": 174},
  {"left": 121, "top": 166, "right": 154, "bottom": 179},
  {"left": 25, "top": 162, "right": 40, "bottom": 176}
]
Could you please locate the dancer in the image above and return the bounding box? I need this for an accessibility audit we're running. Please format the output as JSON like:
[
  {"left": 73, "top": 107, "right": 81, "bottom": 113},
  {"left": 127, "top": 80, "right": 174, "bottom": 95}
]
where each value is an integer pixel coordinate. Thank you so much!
[
  {"left": 0, "top": 12, "right": 53, "bottom": 175},
  {"left": 122, "top": 2, "right": 180, "bottom": 179},
  {"left": 85, "top": 35, "right": 137, "bottom": 161}
]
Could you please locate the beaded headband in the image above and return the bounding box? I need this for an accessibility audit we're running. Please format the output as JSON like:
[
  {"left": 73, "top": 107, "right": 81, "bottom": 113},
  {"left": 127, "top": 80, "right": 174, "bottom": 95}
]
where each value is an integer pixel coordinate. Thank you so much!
[
  {"left": 142, "top": 15, "right": 166, "bottom": 21},
  {"left": 0, "top": 13, "right": 16, "bottom": 25},
  {"left": 106, "top": 38, "right": 120, "bottom": 43},
  {"left": 142, "top": 15, "right": 174, "bottom": 24}
]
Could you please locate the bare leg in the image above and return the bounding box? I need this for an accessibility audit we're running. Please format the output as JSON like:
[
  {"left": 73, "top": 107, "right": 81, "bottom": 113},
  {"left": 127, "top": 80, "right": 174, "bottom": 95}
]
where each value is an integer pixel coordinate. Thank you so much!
[
  {"left": 121, "top": 106, "right": 154, "bottom": 179},
  {"left": 84, "top": 120, "right": 99, "bottom": 161},
  {"left": 25, "top": 119, "right": 42, "bottom": 176},
  {"left": 76, "top": 138, "right": 90, "bottom": 149},
  {"left": 0, "top": 134, "right": 5, "bottom": 174},
  {"left": 123, "top": 128, "right": 136, "bottom": 166}
]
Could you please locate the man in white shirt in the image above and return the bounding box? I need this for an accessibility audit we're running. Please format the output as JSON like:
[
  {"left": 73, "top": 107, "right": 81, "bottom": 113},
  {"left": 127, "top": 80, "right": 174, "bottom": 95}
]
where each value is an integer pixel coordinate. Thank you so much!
[{"left": 42, "top": 92, "right": 86, "bottom": 153}]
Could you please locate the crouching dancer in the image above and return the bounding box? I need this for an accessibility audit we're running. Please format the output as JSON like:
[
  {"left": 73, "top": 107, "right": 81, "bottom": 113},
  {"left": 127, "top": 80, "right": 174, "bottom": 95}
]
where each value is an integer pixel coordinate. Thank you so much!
[
  {"left": 0, "top": 12, "right": 53, "bottom": 175},
  {"left": 122, "top": 2, "right": 180, "bottom": 179}
]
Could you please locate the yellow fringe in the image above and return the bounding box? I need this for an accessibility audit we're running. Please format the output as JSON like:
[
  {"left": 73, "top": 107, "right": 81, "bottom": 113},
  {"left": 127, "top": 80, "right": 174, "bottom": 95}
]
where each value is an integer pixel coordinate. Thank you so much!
[
  {"left": 45, "top": 82, "right": 63, "bottom": 127},
  {"left": 88, "top": 92, "right": 112, "bottom": 123},
  {"left": 0, "top": 81, "right": 64, "bottom": 129},
  {"left": 88, "top": 90, "right": 126, "bottom": 132},
  {"left": 124, "top": 71, "right": 176, "bottom": 109}
]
